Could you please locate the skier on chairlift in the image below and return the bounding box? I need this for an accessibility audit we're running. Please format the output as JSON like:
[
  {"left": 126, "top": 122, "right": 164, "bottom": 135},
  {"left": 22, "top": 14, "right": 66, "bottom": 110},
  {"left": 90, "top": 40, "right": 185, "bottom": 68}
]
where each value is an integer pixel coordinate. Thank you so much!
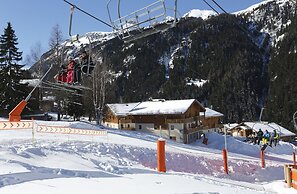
[
  {"left": 55, "top": 63, "right": 67, "bottom": 83},
  {"left": 67, "top": 56, "right": 76, "bottom": 84},
  {"left": 79, "top": 50, "right": 94, "bottom": 75}
]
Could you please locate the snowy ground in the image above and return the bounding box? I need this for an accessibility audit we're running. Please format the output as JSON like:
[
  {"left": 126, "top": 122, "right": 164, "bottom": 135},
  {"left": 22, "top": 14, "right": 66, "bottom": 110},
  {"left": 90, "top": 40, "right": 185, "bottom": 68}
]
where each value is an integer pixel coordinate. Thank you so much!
[{"left": 0, "top": 120, "right": 296, "bottom": 194}]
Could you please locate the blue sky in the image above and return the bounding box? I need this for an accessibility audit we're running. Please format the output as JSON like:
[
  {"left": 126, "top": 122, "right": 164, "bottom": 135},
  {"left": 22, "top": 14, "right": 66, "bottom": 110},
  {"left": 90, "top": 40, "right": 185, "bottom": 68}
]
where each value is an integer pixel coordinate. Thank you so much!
[{"left": 0, "top": 0, "right": 265, "bottom": 64}]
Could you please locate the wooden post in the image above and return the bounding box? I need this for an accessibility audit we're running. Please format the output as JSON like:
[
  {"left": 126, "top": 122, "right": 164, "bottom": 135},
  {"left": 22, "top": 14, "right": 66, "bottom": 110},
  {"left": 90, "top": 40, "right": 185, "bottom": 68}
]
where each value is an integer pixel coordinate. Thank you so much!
[
  {"left": 157, "top": 138, "right": 166, "bottom": 172},
  {"left": 284, "top": 164, "right": 292, "bottom": 188},
  {"left": 261, "top": 150, "right": 265, "bottom": 168},
  {"left": 293, "top": 152, "right": 296, "bottom": 165},
  {"left": 31, "top": 118, "right": 35, "bottom": 145},
  {"left": 222, "top": 148, "right": 228, "bottom": 174}
]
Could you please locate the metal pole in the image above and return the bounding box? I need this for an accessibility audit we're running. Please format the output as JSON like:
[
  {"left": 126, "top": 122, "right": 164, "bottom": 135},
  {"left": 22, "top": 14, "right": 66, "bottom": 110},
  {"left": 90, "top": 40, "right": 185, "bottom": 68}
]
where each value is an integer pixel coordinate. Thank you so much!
[
  {"left": 25, "top": 64, "right": 53, "bottom": 102},
  {"left": 259, "top": 107, "right": 264, "bottom": 122},
  {"left": 293, "top": 111, "right": 297, "bottom": 130}
]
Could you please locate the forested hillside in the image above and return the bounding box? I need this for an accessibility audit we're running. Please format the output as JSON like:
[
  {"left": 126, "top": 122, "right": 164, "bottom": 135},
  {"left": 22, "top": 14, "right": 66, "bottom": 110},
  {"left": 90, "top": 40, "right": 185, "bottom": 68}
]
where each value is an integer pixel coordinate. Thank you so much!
[{"left": 29, "top": 0, "right": 297, "bottom": 130}]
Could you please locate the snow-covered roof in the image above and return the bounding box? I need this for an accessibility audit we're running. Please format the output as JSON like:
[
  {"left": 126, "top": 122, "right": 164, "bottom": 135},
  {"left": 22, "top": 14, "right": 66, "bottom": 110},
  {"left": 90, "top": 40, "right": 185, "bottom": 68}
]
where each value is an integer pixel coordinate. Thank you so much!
[
  {"left": 224, "top": 123, "right": 240, "bottom": 129},
  {"left": 244, "top": 122, "right": 295, "bottom": 137},
  {"left": 106, "top": 103, "right": 140, "bottom": 116},
  {"left": 129, "top": 99, "right": 203, "bottom": 115},
  {"left": 20, "top": 79, "right": 40, "bottom": 87},
  {"left": 107, "top": 99, "right": 205, "bottom": 116},
  {"left": 200, "top": 108, "right": 224, "bottom": 118}
]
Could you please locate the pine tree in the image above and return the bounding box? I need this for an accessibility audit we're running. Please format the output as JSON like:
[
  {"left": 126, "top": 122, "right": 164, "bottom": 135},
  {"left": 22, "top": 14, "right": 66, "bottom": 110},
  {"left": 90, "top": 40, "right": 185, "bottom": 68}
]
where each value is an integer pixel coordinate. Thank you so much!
[{"left": 0, "top": 22, "right": 27, "bottom": 115}]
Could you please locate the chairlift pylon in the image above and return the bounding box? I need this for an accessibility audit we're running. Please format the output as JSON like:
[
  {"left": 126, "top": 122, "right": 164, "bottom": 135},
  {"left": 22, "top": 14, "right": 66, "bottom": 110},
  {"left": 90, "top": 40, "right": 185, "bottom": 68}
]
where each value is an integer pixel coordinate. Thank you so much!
[
  {"left": 293, "top": 111, "right": 297, "bottom": 130},
  {"left": 107, "top": 0, "right": 178, "bottom": 42}
]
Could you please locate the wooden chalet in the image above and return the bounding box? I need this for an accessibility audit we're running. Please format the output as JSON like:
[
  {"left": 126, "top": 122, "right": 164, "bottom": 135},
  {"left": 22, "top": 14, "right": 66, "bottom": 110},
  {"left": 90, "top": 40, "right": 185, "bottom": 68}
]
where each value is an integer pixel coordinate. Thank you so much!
[
  {"left": 225, "top": 122, "right": 296, "bottom": 142},
  {"left": 104, "top": 99, "right": 224, "bottom": 144}
]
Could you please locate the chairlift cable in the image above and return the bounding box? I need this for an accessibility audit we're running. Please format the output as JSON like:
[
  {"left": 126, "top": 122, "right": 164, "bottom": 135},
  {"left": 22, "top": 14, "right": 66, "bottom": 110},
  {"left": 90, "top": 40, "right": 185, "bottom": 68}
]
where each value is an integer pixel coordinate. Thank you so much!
[
  {"left": 202, "top": 0, "right": 219, "bottom": 15},
  {"left": 210, "top": 0, "right": 228, "bottom": 14},
  {"left": 63, "top": 0, "right": 113, "bottom": 29}
]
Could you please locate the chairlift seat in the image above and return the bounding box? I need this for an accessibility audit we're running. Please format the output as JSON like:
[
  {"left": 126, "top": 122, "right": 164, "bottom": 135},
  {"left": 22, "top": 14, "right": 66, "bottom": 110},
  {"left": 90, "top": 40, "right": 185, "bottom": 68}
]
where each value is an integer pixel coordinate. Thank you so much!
[{"left": 108, "top": 0, "right": 178, "bottom": 42}]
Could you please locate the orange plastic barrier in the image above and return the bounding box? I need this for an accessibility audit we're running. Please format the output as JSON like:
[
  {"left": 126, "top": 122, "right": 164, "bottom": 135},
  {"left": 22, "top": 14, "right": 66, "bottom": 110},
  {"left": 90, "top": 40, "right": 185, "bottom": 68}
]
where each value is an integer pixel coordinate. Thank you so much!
[
  {"left": 292, "top": 168, "right": 297, "bottom": 189},
  {"left": 261, "top": 150, "right": 265, "bottom": 168},
  {"left": 36, "top": 124, "right": 107, "bottom": 136},
  {"left": 222, "top": 149, "right": 228, "bottom": 174},
  {"left": 157, "top": 138, "right": 166, "bottom": 173},
  {"left": 0, "top": 121, "right": 32, "bottom": 130}
]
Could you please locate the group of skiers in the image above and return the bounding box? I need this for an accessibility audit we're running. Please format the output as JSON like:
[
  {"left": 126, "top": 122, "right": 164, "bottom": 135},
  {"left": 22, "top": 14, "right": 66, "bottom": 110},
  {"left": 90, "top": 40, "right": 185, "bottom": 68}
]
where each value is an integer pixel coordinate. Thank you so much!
[
  {"left": 252, "top": 128, "right": 280, "bottom": 148},
  {"left": 55, "top": 50, "right": 91, "bottom": 84}
]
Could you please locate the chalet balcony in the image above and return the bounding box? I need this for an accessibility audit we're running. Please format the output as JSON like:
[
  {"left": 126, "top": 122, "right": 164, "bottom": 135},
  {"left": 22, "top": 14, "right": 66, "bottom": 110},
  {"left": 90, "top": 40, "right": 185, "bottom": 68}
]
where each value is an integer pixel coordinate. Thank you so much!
[
  {"left": 166, "top": 116, "right": 202, "bottom": 124},
  {"left": 119, "top": 119, "right": 133, "bottom": 124}
]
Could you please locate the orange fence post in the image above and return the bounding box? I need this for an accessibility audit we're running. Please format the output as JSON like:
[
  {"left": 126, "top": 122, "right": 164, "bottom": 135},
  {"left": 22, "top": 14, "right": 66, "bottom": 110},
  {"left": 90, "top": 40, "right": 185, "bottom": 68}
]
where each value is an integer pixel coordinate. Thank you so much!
[
  {"left": 292, "top": 168, "right": 297, "bottom": 189},
  {"left": 222, "top": 148, "right": 228, "bottom": 174},
  {"left": 293, "top": 152, "right": 296, "bottom": 165},
  {"left": 261, "top": 150, "right": 265, "bottom": 168},
  {"left": 157, "top": 138, "right": 166, "bottom": 173}
]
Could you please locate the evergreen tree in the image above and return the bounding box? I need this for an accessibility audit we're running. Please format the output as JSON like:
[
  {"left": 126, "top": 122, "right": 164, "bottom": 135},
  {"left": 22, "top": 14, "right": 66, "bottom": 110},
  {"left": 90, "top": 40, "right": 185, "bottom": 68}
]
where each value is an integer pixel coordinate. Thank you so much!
[{"left": 0, "top": 22, "right": 27, "bottom": 115}]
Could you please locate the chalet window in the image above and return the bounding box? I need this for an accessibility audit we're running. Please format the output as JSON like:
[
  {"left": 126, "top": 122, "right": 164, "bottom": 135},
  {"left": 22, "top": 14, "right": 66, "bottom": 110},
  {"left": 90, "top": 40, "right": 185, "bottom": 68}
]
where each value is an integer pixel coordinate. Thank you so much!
[
  {"left": 171, "top": 125, "right": 174, "bottom": 130},
  {"left": 121, "top": 124, "right": 123, "bottom": 129},
  {"left": 128, "top": 124, "right": 130, "bottom": 128},
  {"left": 139, "top": 125, "right": 142, "bottom": 129}
]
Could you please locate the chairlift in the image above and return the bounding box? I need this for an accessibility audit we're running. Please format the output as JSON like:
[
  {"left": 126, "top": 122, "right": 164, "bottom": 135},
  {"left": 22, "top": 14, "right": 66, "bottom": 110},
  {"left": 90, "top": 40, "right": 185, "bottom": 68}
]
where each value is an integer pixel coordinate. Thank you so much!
[
  {"left": 107, "top": 0, "right": 178, "bottom": 42},
  {"left": 54, "top": 4, "right": 96, "bottom": 89}
]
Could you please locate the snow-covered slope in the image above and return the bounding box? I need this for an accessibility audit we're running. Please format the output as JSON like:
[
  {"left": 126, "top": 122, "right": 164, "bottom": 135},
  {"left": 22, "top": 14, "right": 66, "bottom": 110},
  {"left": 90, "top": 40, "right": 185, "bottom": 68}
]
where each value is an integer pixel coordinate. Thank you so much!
[
  {"left": 0, "top": 119, "right": 296, "bottom": 193},
  {"left": 183, "top": 9, "right": 216, "bottom": 20},
  {"left": 236, "top": 0, "right": 296, "bottom": 45}
]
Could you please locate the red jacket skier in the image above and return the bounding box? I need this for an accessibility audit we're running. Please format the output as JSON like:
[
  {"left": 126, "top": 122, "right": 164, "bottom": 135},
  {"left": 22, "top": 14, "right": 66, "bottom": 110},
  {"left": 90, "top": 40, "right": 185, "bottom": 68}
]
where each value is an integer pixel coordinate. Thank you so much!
[{"left": 67, "top": 56, "right": 76, "bottom": 83}]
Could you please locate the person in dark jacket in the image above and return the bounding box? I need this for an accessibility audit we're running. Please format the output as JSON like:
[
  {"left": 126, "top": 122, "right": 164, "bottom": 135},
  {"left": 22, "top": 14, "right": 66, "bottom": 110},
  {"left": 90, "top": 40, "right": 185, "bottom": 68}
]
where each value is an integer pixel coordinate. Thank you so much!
[{"left": 256, "top": 129, "right": 263, "bottom": 145}]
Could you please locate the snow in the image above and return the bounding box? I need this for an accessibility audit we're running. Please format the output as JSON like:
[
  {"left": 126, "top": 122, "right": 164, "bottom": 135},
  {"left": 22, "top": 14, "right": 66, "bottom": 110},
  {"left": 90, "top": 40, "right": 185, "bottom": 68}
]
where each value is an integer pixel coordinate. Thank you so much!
[
  {"left": 186, "top": 78, "right": 208, "bottom": 87},
  {"left": 0, "top": 118, "right": 296, "bottom": 193},
  {"left": 107, "top": 99, "right": 204, "bottom": 116},
  {"left": 235, "top": 0, "right": 295, "bottom": 46},
  {"left": 234, "top": 0, "right": 275, "bottom": 15},
  {"left": 20, "top": 79, "right": 40, "bottom": 87},
  {"left": 183, "top": 9, "right": 216, "bottom": 20},
  {"left": 107, "top": 103, "right": 140, "bottom": 116},
  {"left": 201, "top": 107, "right": 224, "bottom": 118}
]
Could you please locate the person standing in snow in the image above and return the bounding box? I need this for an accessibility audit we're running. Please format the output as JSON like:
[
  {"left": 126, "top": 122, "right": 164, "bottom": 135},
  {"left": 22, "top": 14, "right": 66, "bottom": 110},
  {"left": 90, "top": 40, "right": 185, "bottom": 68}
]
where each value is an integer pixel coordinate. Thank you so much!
[
  {"left": 256, "top": 129, "right": 263, "bottom": 145},
  {"left": 269, "top": 129, "right": 279, "bottom": 147},
  {"left": 202, "top": 133, "right": 208, "bottom": 145},
  {"left": 262, "top": 130, "right": 270, "bottom": 145}
]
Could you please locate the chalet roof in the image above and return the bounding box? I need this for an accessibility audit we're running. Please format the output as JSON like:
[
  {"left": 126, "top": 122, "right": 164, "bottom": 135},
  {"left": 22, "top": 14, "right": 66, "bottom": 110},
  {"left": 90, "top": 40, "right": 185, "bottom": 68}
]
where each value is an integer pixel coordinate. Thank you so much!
[
  {"left": 231, "top": 122, "right": 295, "bottom": 137},
  {"left": 128, "top": 99, "right": 205, "bottom": 115},
  {"left": 200, "top": 108, "right": 224, "bottom": 118},
  {"left": 224, "top": 123, "right": 240, "bottom": 130},
  {"left": 106, "top": 99, "right": 205, "bottom": 116},
  {"left": 106, "top": 103, "right": 140, "bottom": 116}
]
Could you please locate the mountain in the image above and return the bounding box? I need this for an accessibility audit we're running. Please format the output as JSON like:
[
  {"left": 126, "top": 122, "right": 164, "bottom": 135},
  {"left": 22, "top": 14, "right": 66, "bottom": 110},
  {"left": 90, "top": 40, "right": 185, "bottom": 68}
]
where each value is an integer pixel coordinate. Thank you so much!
[{"left": 29, "top": 0, "right": 297, "bottom": 129}]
